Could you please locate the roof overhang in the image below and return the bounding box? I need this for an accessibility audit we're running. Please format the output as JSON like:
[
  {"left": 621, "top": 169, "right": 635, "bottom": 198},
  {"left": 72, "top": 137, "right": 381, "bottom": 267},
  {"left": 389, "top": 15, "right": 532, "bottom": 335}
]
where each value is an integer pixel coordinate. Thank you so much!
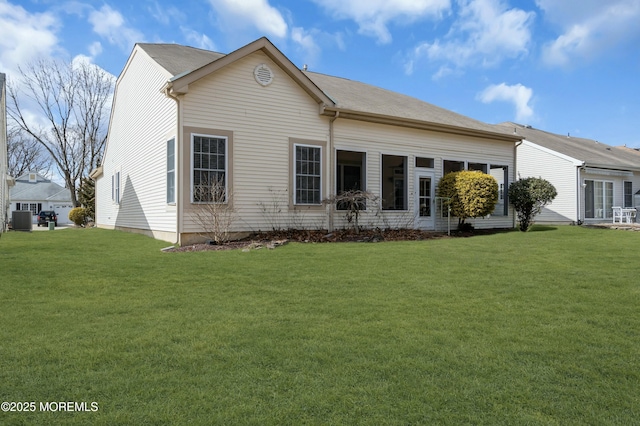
[
  {"left": 163, "top": 37, "right": 334, "bottom": 107},
  {"left": 321, "top": 106, "right": 523, "bottom": 143},
  {"left": 583, "top": 166, "right": 636, "bottom": 176},
  {"left": 90, "top": 166, "right": 103, "bottom": 180}
]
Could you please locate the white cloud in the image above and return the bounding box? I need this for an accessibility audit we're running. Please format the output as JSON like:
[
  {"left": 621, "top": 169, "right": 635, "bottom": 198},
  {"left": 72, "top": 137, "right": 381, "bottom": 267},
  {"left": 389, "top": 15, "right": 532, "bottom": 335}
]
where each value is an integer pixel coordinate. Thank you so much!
[
  {"left": 312, "top": 0, "right": 451, "bottom": 44},
  {"left": 69, "top": 42, "right": 104, "bottom": 65},
  {"left": 538, "top": 0, "right": 640, "bottom": 67},
  {"left": 88, "top": 5, "right": 144, "bottom": 51},
  {"left": 208, "top": 0, "right": 287, "bottom": 38},
  {"left": 291, "top": 27, "right": 320, "bottom": 63},
  {"left": 0, "top": 1, "right": 60, "bottom": 74},
  {"left": 289, "top": 27, "right": 346, "bottom": 69},
  {"left": 477, "top": 83, "right": 534, "bottom": 122},
  {"left": 181, "top": 28, "right": 217, "bottom": 51},
  {"left": 149, "top": 1, "right": 186, "bottom": 26},
  {"left": 405, "top": 0, "right": 534, "bottom": 76},
  {"left": 88, "top": 42, "right": 103, "bottom": 58}
]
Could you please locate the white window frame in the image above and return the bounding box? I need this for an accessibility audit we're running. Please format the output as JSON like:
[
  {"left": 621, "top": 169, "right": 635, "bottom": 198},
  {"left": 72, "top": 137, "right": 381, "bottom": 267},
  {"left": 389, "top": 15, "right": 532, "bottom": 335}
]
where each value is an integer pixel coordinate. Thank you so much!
[
  {"left": 293, "top": 143, "right": 323, "bottom": 205},
  {"left": 584, "top": 179, "right": 614, "bottom": 219},
  {"left": 191, "top": 133, "right": 228, "bottom": 204},
  {"left": 112, "top": 170, "right": 121, "bottom": 205},
  {"left": 167, "top": 138, "right": 176, "bottom": 205},
  {"left": 415, "top": 156, "right": 435, "bottom": 169}
]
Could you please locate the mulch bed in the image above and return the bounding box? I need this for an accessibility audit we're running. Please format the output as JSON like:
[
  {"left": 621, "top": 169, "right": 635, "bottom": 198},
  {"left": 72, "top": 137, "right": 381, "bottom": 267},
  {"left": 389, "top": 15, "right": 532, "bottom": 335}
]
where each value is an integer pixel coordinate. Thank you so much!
[{"left": 168, "top": 227, "right": 503, "bottom": 252}]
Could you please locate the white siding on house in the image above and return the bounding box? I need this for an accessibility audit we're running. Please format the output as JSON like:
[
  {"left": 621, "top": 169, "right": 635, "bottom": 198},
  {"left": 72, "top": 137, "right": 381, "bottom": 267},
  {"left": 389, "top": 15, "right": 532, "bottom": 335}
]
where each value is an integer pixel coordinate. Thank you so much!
[
  {"left": 176, "top": 51, "right": 516, "bottom": 237},
  {"left": 96, "top": 47, "right": 178, "bottom": 242},
  {"left": 516, "top": 141, "right": 580, "bottom": 223},
  {"left": 179, "top": 51, "right": 330, "bottom": 235},
  {"left": 102, "top": 43, "right": 521, "bottom": 243},
  {"left": 333, "top": 120, "right": 515, "bottom": 230},
  {"left": 177, "top": 54, "right": 515, "bottom": 238}
]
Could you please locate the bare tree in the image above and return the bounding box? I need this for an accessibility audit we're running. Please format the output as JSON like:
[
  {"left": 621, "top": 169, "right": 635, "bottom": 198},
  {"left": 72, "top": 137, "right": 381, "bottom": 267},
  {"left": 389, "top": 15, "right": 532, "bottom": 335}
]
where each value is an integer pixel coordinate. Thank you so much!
[
  {"left": 324, "top": 190, "right": 379, "bottom": 234},
  {"left": 6, "top": 123, "right": 51, "bottom": 177},
  {"left": 7, "top": 58, "right": 113, "bottom": 206},
  {"left": 191, "top": 176, "right": 238, "bottom": 244}
]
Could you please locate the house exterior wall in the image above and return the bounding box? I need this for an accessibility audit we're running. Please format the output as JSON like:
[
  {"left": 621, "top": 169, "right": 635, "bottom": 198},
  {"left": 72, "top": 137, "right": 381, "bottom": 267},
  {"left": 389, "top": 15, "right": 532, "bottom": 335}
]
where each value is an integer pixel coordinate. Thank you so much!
[
  {"left": 96, "top": 47, "right": 179, "bottom": 242},
  {"left": 175, "top": 50, "right": 515, "bottom": 242},
  {"left": 579, "top": 168, "right": 640, "bottom": 222},
  {"left": 178, "top": 51, "right": 331, "bottom": 241},
  {"left": 517, "top": 141, "right": 640, "bottom": 224},
  {"left": 332, "top": 120, "right": 515, "bottom": 231},
  {"left": 516, "top": 141, "right": 579, "bottom": 223}
]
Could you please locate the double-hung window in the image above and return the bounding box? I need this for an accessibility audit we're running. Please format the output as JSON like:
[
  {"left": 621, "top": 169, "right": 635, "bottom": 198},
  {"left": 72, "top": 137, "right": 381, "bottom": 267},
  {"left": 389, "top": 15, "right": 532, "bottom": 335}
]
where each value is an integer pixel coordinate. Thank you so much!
[
  {"left": 167, "top": 138, "right": 176, "bottom": 204},
  {"left": 294, "top": 144, "right": 322, "bottom": 204},
  {"left": 112, "top": 171, "right": 120, "bottom": 204},
  {"left": 192, "top": 134, "right": 227, "bottom": 203}
]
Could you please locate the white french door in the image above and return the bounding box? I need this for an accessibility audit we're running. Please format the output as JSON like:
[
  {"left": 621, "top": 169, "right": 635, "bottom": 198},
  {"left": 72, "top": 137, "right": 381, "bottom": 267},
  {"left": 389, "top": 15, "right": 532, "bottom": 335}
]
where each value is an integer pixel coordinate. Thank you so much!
[{"left": 414, "top": 171, "right": 435, "bottom": 229}]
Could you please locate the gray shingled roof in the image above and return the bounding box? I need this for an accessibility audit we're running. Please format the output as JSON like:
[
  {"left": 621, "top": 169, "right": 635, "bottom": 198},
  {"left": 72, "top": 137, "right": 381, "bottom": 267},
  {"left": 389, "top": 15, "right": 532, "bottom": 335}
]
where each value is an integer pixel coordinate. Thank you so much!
[
  {"left": 304, "top": 71, "right": 510, "bottom": 136},
  {"left": 496, "top": 122, "right": 640, "bottom": 171},
  {"left": 137, "top": 43, "right": 225, "bottom": 77},
  {"left": 10, "top": 173, "right": 72, "bottom": 202},
  {"left": 137, "top": 42, "right": 517, "bottom": 139}
]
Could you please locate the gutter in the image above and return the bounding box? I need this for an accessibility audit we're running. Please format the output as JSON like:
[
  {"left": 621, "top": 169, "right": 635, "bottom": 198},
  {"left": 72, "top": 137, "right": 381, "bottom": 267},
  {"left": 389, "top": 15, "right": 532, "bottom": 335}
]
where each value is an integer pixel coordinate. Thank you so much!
[
  {"left": 320, "top": 107, "right": 521, "bottom": 143},
  {"left": 577, "top": 163, "right": 585, "bottom": 224},
  {"left": 513, "top": 140, "right": 523, "bottom": 229},
  {"left": 328, "top": 111, "right": 339, "bottom": 232},
  {"left": 163, "top": 82, "right": 182, "bottom": 245}
]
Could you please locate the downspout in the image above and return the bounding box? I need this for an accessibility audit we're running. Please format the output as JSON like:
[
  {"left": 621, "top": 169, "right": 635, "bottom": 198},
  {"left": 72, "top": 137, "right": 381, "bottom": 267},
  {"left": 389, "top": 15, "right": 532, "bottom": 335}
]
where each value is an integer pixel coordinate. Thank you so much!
[
  {"left": 164, "top": 83, "right": 182, "bottom": 245},
  {"left": 513, "top": 140, "right": 523, "bottom": 229},
  {"left": 576, "top": 163, "right": 585, "bottom": 225},
  {"left": 328, "top": 111, "right": 339, "bottom": 232}
]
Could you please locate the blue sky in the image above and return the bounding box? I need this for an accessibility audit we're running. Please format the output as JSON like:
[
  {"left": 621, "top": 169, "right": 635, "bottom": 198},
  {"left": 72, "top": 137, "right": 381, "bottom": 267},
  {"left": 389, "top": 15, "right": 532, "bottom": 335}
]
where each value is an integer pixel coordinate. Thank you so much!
[{"left": 2, "top": 0, "right": 640, "bottom": 148}]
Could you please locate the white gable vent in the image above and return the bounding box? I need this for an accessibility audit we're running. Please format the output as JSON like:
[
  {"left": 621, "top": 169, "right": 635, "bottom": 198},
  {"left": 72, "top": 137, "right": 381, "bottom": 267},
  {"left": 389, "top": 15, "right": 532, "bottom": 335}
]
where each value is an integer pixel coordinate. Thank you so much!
[{"left": 254, "top": 64, "right": 273, "bottom": 86}]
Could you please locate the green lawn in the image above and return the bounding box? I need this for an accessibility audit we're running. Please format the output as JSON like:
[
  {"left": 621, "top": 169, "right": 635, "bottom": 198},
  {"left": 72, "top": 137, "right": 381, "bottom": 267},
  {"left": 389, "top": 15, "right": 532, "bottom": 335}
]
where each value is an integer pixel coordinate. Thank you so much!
[{"left": 0, "top": 226, "right": 638, "bottom": 425}]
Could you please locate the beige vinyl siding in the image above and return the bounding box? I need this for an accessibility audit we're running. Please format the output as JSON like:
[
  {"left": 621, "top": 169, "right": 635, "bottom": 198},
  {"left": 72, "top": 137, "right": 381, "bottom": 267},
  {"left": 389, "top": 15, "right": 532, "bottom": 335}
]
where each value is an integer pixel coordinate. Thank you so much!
[
  {"left": 516, "top": 142, "right": 579, "bottom": 223},
  {"left": 179, "top": 52, "right": 516, "bottom": 235},
  {"left": 332, "top": 120, "right": 515, "bottom": 230},
  {"left": 177, "top": 50, "right": 516, "bottom": 236},
  {"left": 96, "top": 47, "right": 178, "bottom": 240},
  {"left": 180, "top": 51, "right": 330, "bottom": 233}
]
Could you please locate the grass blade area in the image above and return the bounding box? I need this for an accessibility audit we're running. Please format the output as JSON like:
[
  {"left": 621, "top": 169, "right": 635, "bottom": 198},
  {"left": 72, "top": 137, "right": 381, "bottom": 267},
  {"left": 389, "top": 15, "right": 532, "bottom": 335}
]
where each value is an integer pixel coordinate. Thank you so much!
[{"left": 0, "top": 226, "right": 638, "bottom": 424}]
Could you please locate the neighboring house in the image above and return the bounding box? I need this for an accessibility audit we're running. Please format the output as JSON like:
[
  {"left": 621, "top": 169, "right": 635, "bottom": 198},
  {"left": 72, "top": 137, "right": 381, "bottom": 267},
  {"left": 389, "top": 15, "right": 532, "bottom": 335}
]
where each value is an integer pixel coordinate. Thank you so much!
[
  {"left": 499, "top": 122, "right": 640, "bottom": 224},
  {"left": 93, "top": 37, "right": 522, "bottom": 244},
  {"left": 1, "top": 73, "right": 14, "bottom": 233},
  {"left": 10, "top": 172, "right": 74, "bottom": 225}
]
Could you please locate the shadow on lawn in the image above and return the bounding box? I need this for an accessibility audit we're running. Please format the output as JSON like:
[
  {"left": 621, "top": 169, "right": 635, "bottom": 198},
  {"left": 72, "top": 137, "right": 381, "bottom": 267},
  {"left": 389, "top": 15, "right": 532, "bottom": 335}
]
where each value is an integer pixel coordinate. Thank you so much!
[{"left": 528, "top": 225, "right": 558, "bottom": 232}]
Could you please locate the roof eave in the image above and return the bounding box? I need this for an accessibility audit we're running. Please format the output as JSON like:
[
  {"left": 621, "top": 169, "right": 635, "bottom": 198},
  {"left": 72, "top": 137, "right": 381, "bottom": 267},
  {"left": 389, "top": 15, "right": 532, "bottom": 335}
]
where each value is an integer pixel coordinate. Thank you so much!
[
  {"left": 584, "top": 162, "right": 640, "bottom": 173},
  {"left": 90, "top": 166, "right": 103, "bottom": 180},
  {"left": 321, "top": 107, "right": 522, "bottom": 142}
]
